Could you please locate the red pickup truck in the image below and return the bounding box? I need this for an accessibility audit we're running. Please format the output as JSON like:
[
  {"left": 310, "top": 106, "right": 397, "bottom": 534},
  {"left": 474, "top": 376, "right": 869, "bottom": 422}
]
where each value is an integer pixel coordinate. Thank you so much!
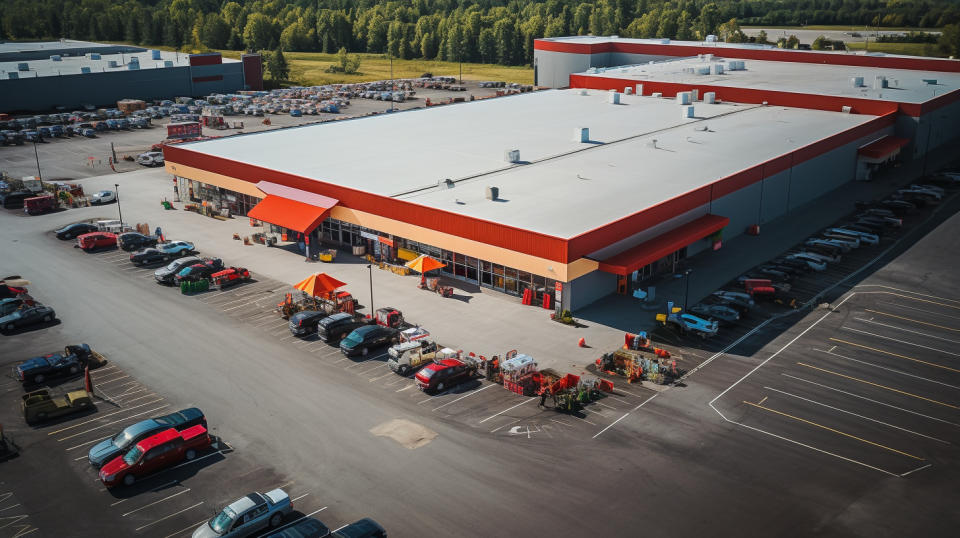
[
  {"left": 99, "top": 424, "right": 211, "bottom": 487},
  {"left": 77, "top": 232, "right": 117, "bottom": 252}
]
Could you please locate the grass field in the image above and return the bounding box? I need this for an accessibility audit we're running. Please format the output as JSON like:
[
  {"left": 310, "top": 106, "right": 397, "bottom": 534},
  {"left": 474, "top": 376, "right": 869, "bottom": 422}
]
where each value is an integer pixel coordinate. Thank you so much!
[
  {"left": 844, "top": 41, "right": 944, "bottom": 57},
  {"left": 742, "top": 25, "right": 938, "bottom": 32}
]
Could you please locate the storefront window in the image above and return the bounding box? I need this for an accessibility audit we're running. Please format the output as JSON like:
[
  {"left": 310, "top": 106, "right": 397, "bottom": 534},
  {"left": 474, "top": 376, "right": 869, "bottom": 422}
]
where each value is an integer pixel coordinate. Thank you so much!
[{"left": 504, "top": 278, "right": 518, "bottom": 295}]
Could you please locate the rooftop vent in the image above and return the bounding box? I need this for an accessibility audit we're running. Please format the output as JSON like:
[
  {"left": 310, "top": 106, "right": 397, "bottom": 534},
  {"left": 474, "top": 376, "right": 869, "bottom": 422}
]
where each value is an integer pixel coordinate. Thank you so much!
[
  {"left": 574, "top": 127, "right": 590, "bottom": 143},
  {"left": 851, "top": 76, "right": 864, "bottom": 87},
  {"left": 504, "top": 149, "right": 520, "bottom": 163},
  {"left": 682, "top": 105, "right": 695, "bottom": 118},
  {"left": 443, "top": 178, "right": 455, "bottom": 188},
  {"left": 50, "top": 55, "right": 62, "bottom": 61},
  {"left": 486, "top": 186, "right": 499, "bottom": 201},
  {"left": 108, "top": 60, "right": 118, "bottom": 68},
  {"left": 873, "top": 75, "right": 888, "bottom": 89},
  {"left": 8, "top": 72, "right": 18, "bottom": 79},
  {"left": 579, "top": 89, "right": 588, "bottom": 96},
  {"left": 151, "top": 49, "right": 162, "bottom": 60},
  {"left": 17, "top": 62, "right": 28, "bottom": 71},
  {"left": 164, "top": 60, "right": 174, "bottom": 67},
  {"left": 635, "top": 84, "right": 644, "bottom": 96},
  {"left": 80, "top": 67, "right": 91, "bottom": 74},
  {"left": 647, "top": 139, "right": 659, "bottom": 149},
  {"left": 841, "top": 106, "right": 852, "bottom": 113},
  {"left": 90, "top": 52, "right": 100, "bottom": 60},
  {"left": 607, "top": 91, "right": 620, "bottom": 104},
  {"left": 676, "top": 92, "right": 692, "bottom": 105},
  {"left": 923, "top": 79, "right": 938, "bottom": 85},
  {"left": 703, "top": 92, "right": 716, "bottom": 104}
]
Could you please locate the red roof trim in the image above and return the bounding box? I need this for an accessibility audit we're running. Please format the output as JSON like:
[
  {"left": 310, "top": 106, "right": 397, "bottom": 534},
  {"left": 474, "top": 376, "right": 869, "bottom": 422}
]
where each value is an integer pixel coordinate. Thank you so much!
[
  {"left": 536, "top": 39, "right": 960, "bottom": 73},
  {"left": 858, "top": 136, "right": 910, "bottom": 159},
  {"left": 597, "top": 214, "right": 730, "bottom": 275}
]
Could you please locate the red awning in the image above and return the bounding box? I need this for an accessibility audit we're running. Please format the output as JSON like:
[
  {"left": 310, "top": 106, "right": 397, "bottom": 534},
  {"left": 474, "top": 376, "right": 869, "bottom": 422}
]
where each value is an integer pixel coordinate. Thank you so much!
[
  {"left": 247, "top": 195, "right": 336, "bottom": 233},
  {"left": 597, "top": 214, "right": 730, "bottom": 276},
  {"left": 858, "top": 136, "right": 910, "bottom": 160}
]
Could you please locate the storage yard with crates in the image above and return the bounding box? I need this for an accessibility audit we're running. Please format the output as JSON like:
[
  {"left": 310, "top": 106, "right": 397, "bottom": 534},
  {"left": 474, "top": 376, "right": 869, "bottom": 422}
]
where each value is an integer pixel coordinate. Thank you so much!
[{"left": 2, "top": 34, "right": 960, "bottom": 538}]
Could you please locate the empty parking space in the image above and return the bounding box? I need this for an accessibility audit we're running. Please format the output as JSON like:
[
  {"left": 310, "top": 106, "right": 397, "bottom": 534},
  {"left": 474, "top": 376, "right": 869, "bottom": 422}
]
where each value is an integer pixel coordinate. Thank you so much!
[{"left": 711, "top": 286, "right": 960, "bottom": 477}]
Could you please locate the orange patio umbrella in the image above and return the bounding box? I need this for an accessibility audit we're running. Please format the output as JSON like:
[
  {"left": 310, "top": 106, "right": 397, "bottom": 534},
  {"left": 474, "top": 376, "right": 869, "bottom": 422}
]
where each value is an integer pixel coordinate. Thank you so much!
[
  {"left": 293, "top": 272, "right": 347, "bottom": 297},
  {"left": 405, "top": 255, "right": 446, "bottom": 274}
]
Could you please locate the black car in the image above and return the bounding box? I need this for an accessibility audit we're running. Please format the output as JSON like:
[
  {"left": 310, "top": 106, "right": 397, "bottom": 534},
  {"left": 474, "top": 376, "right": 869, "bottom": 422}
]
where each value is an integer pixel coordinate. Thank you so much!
[
  {"left": 0, "top": 191, "right": 33, "bottom": 209},
  {"left": 265, "top": 517, "right": 330, "bottom": 538},
  {"left": 154, "top": 256, "right": 201, "bottom": 284},
  {"left": 55, "top": 222, "right": 98, "bottom": 240},
  {"left": 331, "top": 518, "right": 386, "bottom": 538},
  {"left": 289, "top": 310, "right": 330, "bottom": 337},
  {"left": 1, "top": 304, "right": 56, "bottom": 332},
  {"left": 316, "top": 313, "right": 370, "bottom": 344},
  {"left": 340, "top": 326, "right": 400, "bottom": 356},
  {"left": 118, "top": 232, "right": 158, "bottom": 251},
  {"left": 174, "top": 259, "right": 224, "bottom": 283},
  {"left": 15, "top": 344, "right": 92, "bottom": 385},
  {"left": 130, "top": 247, "right": 167, "bottom": 265}
]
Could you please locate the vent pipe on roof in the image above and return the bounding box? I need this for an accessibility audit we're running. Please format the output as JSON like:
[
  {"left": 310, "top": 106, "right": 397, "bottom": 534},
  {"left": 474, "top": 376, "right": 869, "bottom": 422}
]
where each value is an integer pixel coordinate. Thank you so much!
[
  {"left": 652, "top": 92, "right": 662, "bottom": 98},
  {"left": 923, "top": 78, "right": 937, "bottom": 85},
  {"left": 647, "top": 139, "right": 658, "bottom": 149},
  {"left": 17, "top": 62, "right": 28, "bottom": 71},
  {"left": 691, "top": 89, "right": 699, "bottom": 101},
  {"left": 486, "top": 186, "right": 499, "bottom": 201},
  {"left": 504, "top": 149, "right": 520, "bottom": 163},
  {"left": 579, "top": 89, "right": 588, "bottom": 96},
  {"left": 574, "top": 127, "right": 590, "bottom": 143},
  {"left": 607, "top": 91, "right": 620, "bottom": 104},
  {"left": 873, "top": 75, "right": 887, "bottom": 89},
  {"left": 851, "top": 76, "right": 864, "bottom": 87},
  {"left": 90, "top": 52, "right": 100, "bottom": 60},
  {"left": 8, "top": 72, "right": 18, "bottom": 79}
]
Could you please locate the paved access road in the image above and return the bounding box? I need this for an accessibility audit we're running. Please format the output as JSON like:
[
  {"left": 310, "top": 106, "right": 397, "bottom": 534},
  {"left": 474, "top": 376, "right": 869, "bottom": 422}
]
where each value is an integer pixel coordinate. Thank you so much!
[{"left": 3, "top": 193, "right": 960, "bottom": 536}]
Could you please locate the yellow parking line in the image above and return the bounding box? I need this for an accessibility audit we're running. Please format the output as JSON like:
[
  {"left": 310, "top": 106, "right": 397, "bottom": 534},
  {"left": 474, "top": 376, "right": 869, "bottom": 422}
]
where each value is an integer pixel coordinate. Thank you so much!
[
  {"left": 797, "top": 362, "right": 960, "bottom": 410},
  {"left": 829, "top": 338, "right": 960, "bottom": 374},
  {"left": 870, "top": 290, "right": 960, "bottom": 310},
  {"left": 865, "top": 309, "right": 960, "bottom": 333},
  {"left": 743, "top": 400, "right": 924, "bottom": 461}
]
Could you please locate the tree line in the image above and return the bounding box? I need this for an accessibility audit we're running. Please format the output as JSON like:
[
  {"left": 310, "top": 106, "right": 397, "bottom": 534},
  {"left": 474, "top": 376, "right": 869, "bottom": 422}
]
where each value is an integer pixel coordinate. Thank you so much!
[{"left": 2, "top": 0, "right": 960, "bottom": 67}]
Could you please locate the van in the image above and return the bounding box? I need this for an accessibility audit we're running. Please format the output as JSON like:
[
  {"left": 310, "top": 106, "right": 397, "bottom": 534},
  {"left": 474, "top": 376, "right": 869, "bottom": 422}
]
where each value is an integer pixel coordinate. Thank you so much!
[
  {"left": 0, "top": 191, "right": 32, "bottom": 209},
  {"left": 316, "top": 313, "right": 369, "bottom": 344}
]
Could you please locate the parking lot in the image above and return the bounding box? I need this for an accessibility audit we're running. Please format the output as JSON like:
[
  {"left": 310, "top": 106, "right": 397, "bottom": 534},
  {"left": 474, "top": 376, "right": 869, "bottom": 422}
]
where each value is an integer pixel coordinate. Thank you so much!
[{"left": 710, "top": 285, "right": 960, "bottom": 477}]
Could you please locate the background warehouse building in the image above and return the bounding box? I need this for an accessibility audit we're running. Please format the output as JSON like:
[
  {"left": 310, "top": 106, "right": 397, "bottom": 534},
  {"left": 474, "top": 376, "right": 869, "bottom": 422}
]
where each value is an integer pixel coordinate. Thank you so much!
[
  {"left": 0, "top": 40, "right": 262, "bottom": 112},
  {"left": 164, "top": 87, "right": 899, "bottom": 311}
]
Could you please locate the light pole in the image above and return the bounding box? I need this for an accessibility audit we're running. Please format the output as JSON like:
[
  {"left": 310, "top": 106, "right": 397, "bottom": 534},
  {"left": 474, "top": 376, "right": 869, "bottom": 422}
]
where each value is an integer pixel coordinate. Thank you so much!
[
  {"left": 367, "top": 264, "right": 374, "bottom": 314},
  {"left": 114, "top": 183, "right": 123, "bottom": 229},
  {"left": 32, "top": 141, "right": 43, "bottom": 182},
  {"left": 682, "top": 268, "right": 692, "bottom": 312}
]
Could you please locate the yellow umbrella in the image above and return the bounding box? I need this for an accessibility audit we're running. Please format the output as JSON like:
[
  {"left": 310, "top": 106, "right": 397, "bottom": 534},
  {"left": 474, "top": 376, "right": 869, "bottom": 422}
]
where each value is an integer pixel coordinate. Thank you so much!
[
  {"left": 293, "top": 272, "right": 346, "bottom": 297},
  {"left": 405, "top": 255, "right": 446, "bottom": 274}
]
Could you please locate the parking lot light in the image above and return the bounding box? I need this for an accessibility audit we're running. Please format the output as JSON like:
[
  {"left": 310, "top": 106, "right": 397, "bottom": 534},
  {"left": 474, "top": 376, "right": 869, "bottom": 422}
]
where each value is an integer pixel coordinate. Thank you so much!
[
  {"left": 115, "top": 183, "right": 123, "bottom": 229},
  {"left": 683, "top": 268, "right": 692, "bottom": 312},
  {"left": 367, "top": 264, "right": 374, "bottom": 314}
]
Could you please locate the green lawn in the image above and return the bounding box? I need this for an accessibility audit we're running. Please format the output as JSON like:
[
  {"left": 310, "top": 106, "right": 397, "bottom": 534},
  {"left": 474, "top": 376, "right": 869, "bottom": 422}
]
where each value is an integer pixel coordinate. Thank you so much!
[
  {"left": 845, "top": 41, "right": 945, "bottom": 57},
  {"left": 743, "top": 25, "right": 939, "bottom": 32}
]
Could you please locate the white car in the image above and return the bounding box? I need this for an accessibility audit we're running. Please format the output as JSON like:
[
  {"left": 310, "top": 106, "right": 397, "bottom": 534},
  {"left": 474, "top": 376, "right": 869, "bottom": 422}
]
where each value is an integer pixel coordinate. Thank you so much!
[
  {"left": 137, "top": 151, "right": 164, "bottom": 167},
  {"left": 820, "top": 233, "right": 860, "bottom": 249},
  {"left": 90, "top": 190, "right": 116, "bottom": 205},
  {"left": 827, "top": 227, "right": 879, "bottom": 245}
]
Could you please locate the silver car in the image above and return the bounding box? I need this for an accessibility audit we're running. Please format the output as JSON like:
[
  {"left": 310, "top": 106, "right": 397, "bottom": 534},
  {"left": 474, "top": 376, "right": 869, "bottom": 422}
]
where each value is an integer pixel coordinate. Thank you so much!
[{"left": 193, "top": 489, "right": 292, "bottom": 538}]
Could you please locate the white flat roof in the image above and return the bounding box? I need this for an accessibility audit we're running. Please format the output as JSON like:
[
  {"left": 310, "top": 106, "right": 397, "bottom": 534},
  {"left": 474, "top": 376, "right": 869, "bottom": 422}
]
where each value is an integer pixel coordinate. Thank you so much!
[
  {"left": 0, "top": 40, "right": 119, "bottom": 54},
  {"left": 181, "top": 89, "right": 878, "bottom": 238},
  {"left": 581, "top": 56, "right": 960, "bottom": 104},
  {"left": 0, "top": 50, "right": 237, "bottom": 78}
]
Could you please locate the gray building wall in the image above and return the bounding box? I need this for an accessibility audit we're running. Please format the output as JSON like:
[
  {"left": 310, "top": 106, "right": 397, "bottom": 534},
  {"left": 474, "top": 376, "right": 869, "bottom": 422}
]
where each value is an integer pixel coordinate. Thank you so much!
[
  {"left": 535, "top": 50, "right": 677, "bottom": 88},
  {"left": 759, "top": 169, "right": 791, "bottom": 224},
  {"left": 0, "top": 62, "right": 248, "bottom": 112},
  {"left": 566, "top": 268, "right": 617, "bottom": 311}
]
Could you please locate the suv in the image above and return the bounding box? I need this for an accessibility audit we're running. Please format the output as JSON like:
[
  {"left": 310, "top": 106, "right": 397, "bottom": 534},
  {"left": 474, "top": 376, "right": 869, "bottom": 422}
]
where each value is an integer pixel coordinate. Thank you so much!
[
  {"left": 15, "top": 344, "right": 92, "bottom": 385},
  {"left": 340, "top": 326, "right": 399, "bottom": 357},
  {"left": 316, "top": 313, "right": 369, "bottom": 344},
  {"left": 288, "top": 310, "right": 329, "bottom": 337},
  {"left": 155, "top": 256, "right": 202, "bottom": 284},
  {"left": 88, "top": 407, "right": 206, "bottom": 468},
  {"left": 415, "top": 358, "right": 477, "bottom": 393},
  {"left": 0, "top": 191, "right": 33, "bottom": 209},
  {"left": 55, "top": 222, "right": 98, "bottom": 240}
]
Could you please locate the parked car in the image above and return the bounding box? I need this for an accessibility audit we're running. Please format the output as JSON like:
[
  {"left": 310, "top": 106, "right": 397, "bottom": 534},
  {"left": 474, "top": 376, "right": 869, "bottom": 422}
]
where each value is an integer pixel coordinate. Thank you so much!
[
  {"left": 329, "top": 518, "right": 386, "bottom": 538},
  {"left": 55, "top": 222, "right": 97, "bottom": 240},
  {"left": 22, "top": 388, "right": 93, "bottom": 424},
  {"left": 415, "top": 358, "right": 477, "bottom": 392},
  {"left": 88, "top": 407, "right": 206, "bottom": 468},
  {"left": 119, "top": 232, "right": 158, "bottom": 251},
  {"left": 158, "top": 240, "right": 196, "bottom": 258},
  {"left": 0, "top": 191, "right": 32, "bottom": 209},
  {"left": 137, "top": 152, "right": 164, "bottom": 167},
  {"left": 316, "top": 313, "right": 370, "bottom": 344},
  {"left": 24, "top": 194, "right": 56, "bottom": 215},
  {"left": 658, "top": 309, "right": 719, "bottom": 338},
  {"left": 15, "top": 343, "right": 92, "bottom": 385},
  {"left": 264, "top": 517, "right": 330, "bottom": 538},
  {"left": 175, "top": 260, "right": 224, "bottom": 284},
  {"left": 688, "top": 303, "right": 740, "bottom": 324},
  {"left": 155, "top": 256, "right": 202, "bottom": 284},
  {"left": 90, "top": 190, "right": 116, "bottom": 205},
  {"left": 99, "top": 425, "right": 212, "bottom": 487},
  {"left": 77, "top": 232, "right": 117, "bottom": 251},
  {"left": 0, "top": 297, "right": 29, "bottom": 316},
  {"left": 0, "top": 304, "right": 56, "bottom": 332},
  {"left": 827, "top": 227, "right": 879, "bottom": 245},
  {"left": 193, "top": 489, "right": 294, "bottom": 538},
  {"left": 340, "top": 325, "right": 400, "bottom": 356},
  {"left": 288, "top": 310, "right": 330, "bottom": 337},
  {"left": 130, "top": 247, "right": 168, "bottom": 265},
  {"left": 785, "top": 253, "right": 828, "bottom": 271}
]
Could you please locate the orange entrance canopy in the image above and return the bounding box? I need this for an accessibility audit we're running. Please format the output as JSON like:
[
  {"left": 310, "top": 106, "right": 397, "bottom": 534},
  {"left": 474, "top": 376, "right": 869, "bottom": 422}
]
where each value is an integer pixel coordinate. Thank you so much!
[
  {"left": 247, "top": 195, "right": 334, "bottom": 234},
  {"left": 406, "top": 255, "right": 446, "bottom": 274},
  {"left": 597, "top": 214, "right": 730, "bottom": 276},
  {"left": 293, "top": 272, "right": 346, "bottom": 297}
]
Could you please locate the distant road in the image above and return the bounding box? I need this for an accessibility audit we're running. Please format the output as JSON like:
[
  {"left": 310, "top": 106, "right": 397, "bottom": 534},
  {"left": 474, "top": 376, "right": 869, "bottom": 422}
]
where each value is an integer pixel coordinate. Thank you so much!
[{"left": 742, "top": 27, "right": 940, "bottom": 45}]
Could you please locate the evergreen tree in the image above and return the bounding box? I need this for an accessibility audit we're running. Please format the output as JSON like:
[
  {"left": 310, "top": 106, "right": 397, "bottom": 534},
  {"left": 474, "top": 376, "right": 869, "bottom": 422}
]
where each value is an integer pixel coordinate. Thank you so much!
[{"left": 267, "top": 46, "right": 289, "bottom": 80}]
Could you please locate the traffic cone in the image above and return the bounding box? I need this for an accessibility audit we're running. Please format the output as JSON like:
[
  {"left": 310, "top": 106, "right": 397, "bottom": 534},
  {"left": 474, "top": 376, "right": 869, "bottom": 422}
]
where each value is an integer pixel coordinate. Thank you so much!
[{"left": 578, "top": 337, "right": 586, "bottom": 347}]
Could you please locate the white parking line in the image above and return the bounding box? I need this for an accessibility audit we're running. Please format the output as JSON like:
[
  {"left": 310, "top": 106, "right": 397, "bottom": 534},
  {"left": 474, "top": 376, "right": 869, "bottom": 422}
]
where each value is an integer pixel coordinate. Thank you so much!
[
  {"left": 783, "top": 373, "right": 960, "bottom": 428},
  {"left": 95, "top": 375, "right": 130, "bottom": 385},
  {"left": 122, "top": 488, "right": 191, "bottom": 516},
  {"left": 814, "top": 348, "right": 960, "bottom": 390},
  {"left": 223, "top": 298, "right": 268, "bottom": 311},
  {"left": 345, "top": 356, "right": 379, "bottom": 369},
  {"left": 763, "top": 386, "right": 950, "bottom": 444},
  {"left": 57, "top": 404, "right": 170, "bottom": 441},
  {"left": 67, "top": 433, "right": 112, "bottom": 451},
  {"left": 358, "top": 364, "right": 387, "bottom": 376},
  {"left": 268, "top": 507, "right": 328, "bottom": 535},
  {"left": 595, "top": 400, "right": 620, "bottom": 410},
  {"left": 161, "top": 518, "right": 209, "bottom": 538},
  {"left": 478, "top": 398, "right": 536, "bottom": 424},
  {"left": 878, "top": 301, "right": 960, "bottom": 322},
  {"left": 433, "top": 384, "right": 494, "bottom": 411},
  {"left": 48, "top": 399, "right": 165, "bottom": 435},
  {"left": 135, "top": 501, "right": 204, "bottom": 532},
  {"left": 592, "top": 393, "right": 658, "bottom": 439},
  {"left": 396, "top": 384, "right": 415, "bottom": 393},
  {"left": 290, "top": 493, "right": 310, "bottom": 502},
  {"left": 847, "top": 320, "right": 960, "bottom": 349}
]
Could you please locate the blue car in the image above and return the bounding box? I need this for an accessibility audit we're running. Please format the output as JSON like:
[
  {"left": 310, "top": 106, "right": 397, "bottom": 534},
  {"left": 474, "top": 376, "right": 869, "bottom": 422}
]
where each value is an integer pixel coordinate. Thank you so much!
[
  {"left": 88, "top": 407, "right": 206, "bottom": 468},
  {"left": 0, "top": 304, "right": 56, "bottom": 333},
  {"left": 15, "top": 344, "right": 92, "bottom": 385},
  {"left": 158, "top": 240, "right": 195, "bottom": 258}
]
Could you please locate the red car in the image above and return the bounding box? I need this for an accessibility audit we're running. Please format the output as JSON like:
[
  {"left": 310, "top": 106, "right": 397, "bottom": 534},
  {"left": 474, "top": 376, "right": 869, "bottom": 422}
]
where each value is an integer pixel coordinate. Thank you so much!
[
  {"left": 415, "top": 358, "right": 477, "bottom": 393},
  {"left": 99, "top": 424, "right": 211, "bottom": 487},
  {"left": 77, "top": 232, "right": 117, "bottom": 252}
]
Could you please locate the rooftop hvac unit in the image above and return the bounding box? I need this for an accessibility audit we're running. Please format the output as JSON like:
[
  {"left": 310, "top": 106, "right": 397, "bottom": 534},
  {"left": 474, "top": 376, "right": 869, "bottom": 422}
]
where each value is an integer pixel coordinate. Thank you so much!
[
  {"left": 574, "top": 127, "right": 590, "bottom": 143},
  {"left": 705, "top": 35, "right": 717, "bottom": 43},
  {"left": 696, "top": 66, "right": 710, "bottom": 75},
  {"left": 851, "top": 76, "right": 864, "bottom": 87},
  {"left": 607, "top": 91, "right": 620, "bottom": 104},
  {"left": 90, "top": 52, "right": 100, "bottom": 60},
  {"left": 504, "top": 149, "right": 520, "bottom": 163},
  {"left": 635, "top": 84, "right": 644, "bottom": 96},
  {"left": 705, "top": 54, "right": 714, "bottom": 61},
  {"left": 128, "top": 62, "right": 140, "bottom": 70},
  {"left": 623, "top": 87, "right": 632, "bottom": 95},
  {"left": 682, "top": 105, "right": 695, "bottom": 118},
  {"left": 841, "top": 106, "right": 852, "bottom": 113},
  {"left": 659, "top": 38, "right": 671, "bottom": 44},
  {"left": 80, "top": 66, "right": 91, "bottom": 74},
  {"left": 8, "top": 72, "right": 18, "bottom": 79},
  {"left": 486, "top": 186, "right": 499, "bottom": 201},
  {"left": 17, "top": 62, "right": 28, "bottom": 71},
  {"left": 50, "top": 55, "right": 61, "bottom": 61},
  {"left": 711, "top": 63, "right": 724, "bottom": 75},
  {"left": 691, "top": 89, "right": 699, "bottom": 101},
  {"left": 676, "top": 92, "right": 691, "bottom": 105},
  {"left": 108, "top": 60, "right": 118, "bottom": 68},
  {"left": 923, "top": 79, "right": 938, "bottom": 85},
  {"left": 151, "top": 49, "right": 161, "bottom": 60},
  {"left": 703, "top": 92, "right": 716, "bottom": 104},
  {"left": 873, "top": 75, "right": 887, "bottom": 89},
  {"left": 652, "top": 92, "right": 663, "bottom": 98},
  {"left": 164, "top": 60, "right": 174, "bottom": 67}
]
